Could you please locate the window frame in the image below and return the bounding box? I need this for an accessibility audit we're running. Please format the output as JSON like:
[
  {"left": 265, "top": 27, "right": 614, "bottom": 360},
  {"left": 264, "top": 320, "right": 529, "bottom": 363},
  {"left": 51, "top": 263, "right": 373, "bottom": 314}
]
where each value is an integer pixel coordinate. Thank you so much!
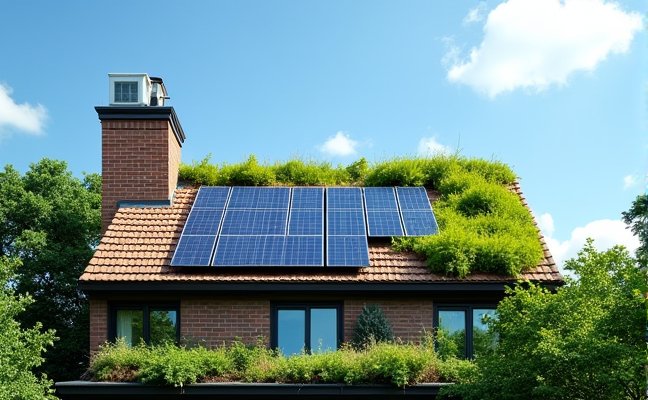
[
  {"left": 433, "top": 303, "right": 497, "bottom": 359},
  {"left": 270, "top": 302, "right": 343, "bottom": 354},
  {"left": 113, "top": 81, "right": 139, "bottom": 103},
  {"left": 109, "top": 303, "right": 180, "bottom": 346}
]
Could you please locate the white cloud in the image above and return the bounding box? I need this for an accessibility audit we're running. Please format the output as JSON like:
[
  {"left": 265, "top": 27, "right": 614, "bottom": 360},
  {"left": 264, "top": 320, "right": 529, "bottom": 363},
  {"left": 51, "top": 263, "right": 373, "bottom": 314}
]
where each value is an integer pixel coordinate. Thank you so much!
[
  {"left": 417, "top": 137, "right": 452, "bottom": 156},
  {"left": 538, "top": 213, "right": 640, "bottom": 275},
  {"left": 0, "top": 84, "right": 47, "bottom": 136},
  {"left": 446, "top": 0, "right": 643, "bottom": 97},
  {"left": 319, "top": 131, "right": 358, "bottom": 157},
  {"left": 623, "top": 174, "right": 639, "bottom": 190},
  {"left": 463, "top": 2, "right": 488, "bottom": 25}
]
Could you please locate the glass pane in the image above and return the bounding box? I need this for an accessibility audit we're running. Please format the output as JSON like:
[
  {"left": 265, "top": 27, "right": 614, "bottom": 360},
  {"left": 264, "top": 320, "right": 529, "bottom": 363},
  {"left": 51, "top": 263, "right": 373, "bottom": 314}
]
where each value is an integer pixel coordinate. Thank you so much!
[
  {"left": 310, "top": 308, "right": 337, "bottom": 353},
  {"left": 116, "top": 309, "right": 143, "bottom": 346},
  {"left": 438, "top": 310, "right": 466, "bottom": 358},
  {"left": 150, "top": 310, "right": 177, "bottom": 346},
  {"left": 278, "top": 309, "right": 305, "bottom": 356},
  {"left": 473, "top": 309, "right": 497, "bottom": 357}
]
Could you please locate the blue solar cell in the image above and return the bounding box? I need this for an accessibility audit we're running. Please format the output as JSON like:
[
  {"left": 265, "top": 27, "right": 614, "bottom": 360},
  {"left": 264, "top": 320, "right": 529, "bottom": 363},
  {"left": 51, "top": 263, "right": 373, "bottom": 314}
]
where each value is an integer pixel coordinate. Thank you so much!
[
  {"left": 327, "top": 188, "right": 363, "bottom": 209},
  {"left": 183, "top": 209, "right": 224, "bottom": 235},
  {"left": 170, "top": 235, "right": 217, "bottom": 266},
  {"left": 228, "top": 187, "right": 290, "bottom": 209},
  {"left": 288, "top": 209, "right": 323, "bottom": 235},
  {"left": 366, "top": 211, "right": 404, "bottom": 237},
  {"left": 327, "top": 210, "right": 366, "bottom": 235},
  {"left": 396, "top": 187, "right": 431, "bottom": 210},
  {"left": 193, "top": 187, "right": 230, "bottom": 208},
  {"left": 221, "top": 210, "right": 288, "bottom": 235},
  {"left": 291, "top": 187, "right": 324, "bottom": 209},
  {"left": 402, "top": 211, "right": 439, "bottom": 236},
  {"left": 327, "top": 236, "right": 370, "bottom": 267},
  {"left": 364, "top": 187, "right": 398, "bottom": 210},
  {"left": 213, "top": 235, "right": 284, "bottom": 266},
  {"left": 283, "top": 236, "right": 323, "bottom": 266}
]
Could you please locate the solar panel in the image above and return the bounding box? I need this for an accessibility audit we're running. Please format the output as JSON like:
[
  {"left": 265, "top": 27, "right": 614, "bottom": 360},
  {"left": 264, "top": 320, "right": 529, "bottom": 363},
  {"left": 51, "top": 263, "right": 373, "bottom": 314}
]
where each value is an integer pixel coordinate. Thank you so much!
[
  {"left": 228, "top": 187, "right": 290, "bottom": 209},
  {"left": 327, "top": 187, "right": 364, "bottom": 209},
  {"left": 396, "top": 187, "right": 438, "bottom": 236},
  {"left": 327, "top": 236, "right": 370, "bottom": 267},
  {"left": 366, "top": 211, "right": 404, "bottom": 236},
  {"left": 291, "top": 187, "right": 324, "bottom": 209},
  {"left": 364, "top": 187, "right": 403, "bottom": 237},
  {"left": 183, "top": 209, "right": 225, "bottom": 235},
  {"left": 396, "top": 187, "right": 431, "bottom": 210},
  {"left": 171, "top": 235, "right": 217, "bottom": 266},
  {"left": 288, "top": 209, "right": 323, "bottom": 235},
  {"left": 192, "top": 186, "right": 231, "bottom": 208},
  {"left": 327, "top": 210, "right": 366, "bottom": 235},
  {"left": 401, "top": 211, "right": 439, "bottom": 236},
  {"left": 364, "top": 187, "right": 398, "bottom": 210},
  {"left": 213, "top": 235, "right": 284, "bottom": 266},
  {"left": 283, "top": 236, "right": 323, "bottom": 266},
  {"left": 220, "top": 209, "right": 288, "bottom": 235}
]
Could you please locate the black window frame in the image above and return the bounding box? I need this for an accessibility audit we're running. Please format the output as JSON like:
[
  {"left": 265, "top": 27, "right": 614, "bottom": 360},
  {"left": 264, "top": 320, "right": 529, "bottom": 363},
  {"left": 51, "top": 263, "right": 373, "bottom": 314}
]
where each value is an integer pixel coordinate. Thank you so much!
[
  {"left": 270, "top": 302, "right": 343, "bottom": 354},
  {"left": 109, "top": 303, "right": 180, "bottom": 346},
  {"left": 433, "top": 303, "right": 497, "bottom": 359}
]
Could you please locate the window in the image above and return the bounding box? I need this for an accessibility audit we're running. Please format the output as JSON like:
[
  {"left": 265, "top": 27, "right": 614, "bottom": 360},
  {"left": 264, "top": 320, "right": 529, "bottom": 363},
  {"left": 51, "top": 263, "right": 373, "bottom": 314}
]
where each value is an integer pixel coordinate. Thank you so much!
[
  {"left": 271, "top": 303, "right": 342, "bottom": 356},
  {"left": 110, "top": 304, "right": 179, "bottom": 346},
  {"left": 114, "top": 81, "right": 138, "bottom": 103},
  {"left": 434, "top": 305, "right": 497, "bottom": 359}
]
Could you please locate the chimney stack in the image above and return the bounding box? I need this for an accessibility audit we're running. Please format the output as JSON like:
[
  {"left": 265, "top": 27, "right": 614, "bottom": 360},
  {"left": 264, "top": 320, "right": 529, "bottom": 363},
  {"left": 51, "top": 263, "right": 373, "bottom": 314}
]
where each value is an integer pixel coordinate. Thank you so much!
[{"left": 96, "top": 73, "right": 185, "bottom": 232}]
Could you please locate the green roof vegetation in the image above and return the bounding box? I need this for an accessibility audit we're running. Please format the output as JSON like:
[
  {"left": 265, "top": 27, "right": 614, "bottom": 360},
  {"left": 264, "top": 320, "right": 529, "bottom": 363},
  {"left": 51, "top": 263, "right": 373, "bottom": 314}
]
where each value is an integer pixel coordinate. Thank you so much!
[
  {"left": 179, "top": 155, "right": 544, "bottom": 277},
  {"left": 88, "top": 340, "right": 475, "bottom": 388}
]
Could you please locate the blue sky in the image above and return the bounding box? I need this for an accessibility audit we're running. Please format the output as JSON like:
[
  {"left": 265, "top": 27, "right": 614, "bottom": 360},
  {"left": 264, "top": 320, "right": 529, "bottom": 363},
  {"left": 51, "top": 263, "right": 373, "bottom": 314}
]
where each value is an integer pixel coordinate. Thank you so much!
[{"left": 0, "top": 0, "right": 645, "bottom": 269}]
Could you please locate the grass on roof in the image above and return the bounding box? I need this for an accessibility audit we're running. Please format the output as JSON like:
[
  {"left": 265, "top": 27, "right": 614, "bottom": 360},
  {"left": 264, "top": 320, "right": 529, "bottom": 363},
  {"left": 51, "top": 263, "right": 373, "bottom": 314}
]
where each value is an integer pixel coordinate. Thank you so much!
[{"left": 179, "top": 155, "right": 543, "bottom": 277}]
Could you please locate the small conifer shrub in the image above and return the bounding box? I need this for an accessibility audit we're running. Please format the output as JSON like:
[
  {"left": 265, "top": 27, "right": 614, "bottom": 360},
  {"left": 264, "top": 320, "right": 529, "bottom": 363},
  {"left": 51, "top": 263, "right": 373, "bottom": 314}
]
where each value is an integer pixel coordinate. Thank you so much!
[{"left": 351, "top": 304, "right": 395, "bottom": 349}]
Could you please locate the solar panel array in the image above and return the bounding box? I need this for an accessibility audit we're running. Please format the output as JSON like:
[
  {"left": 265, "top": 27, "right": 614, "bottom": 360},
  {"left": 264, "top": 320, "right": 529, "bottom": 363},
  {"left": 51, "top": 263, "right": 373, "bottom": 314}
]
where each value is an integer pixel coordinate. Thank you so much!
[{"left": 170, "top": 186, "right": 438, "bottom": 268}]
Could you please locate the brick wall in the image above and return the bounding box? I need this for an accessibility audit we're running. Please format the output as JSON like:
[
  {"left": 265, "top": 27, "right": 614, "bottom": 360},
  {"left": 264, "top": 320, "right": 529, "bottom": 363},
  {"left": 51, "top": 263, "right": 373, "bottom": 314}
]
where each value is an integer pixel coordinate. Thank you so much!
[
  {"left": 344, "top": 299, "right": 434, "bottom": 343},
  {"left": 89, "top": 298, "right": 108, "bottom": 351},
  {"left": 101, "top": 119, "right": 181, "bottom": 232},
  {"left": 89, "top": 297, "right": 434, "bottom": 352},
  {"left": 181, "top": 299, "right": 271, "bottom": 347}
]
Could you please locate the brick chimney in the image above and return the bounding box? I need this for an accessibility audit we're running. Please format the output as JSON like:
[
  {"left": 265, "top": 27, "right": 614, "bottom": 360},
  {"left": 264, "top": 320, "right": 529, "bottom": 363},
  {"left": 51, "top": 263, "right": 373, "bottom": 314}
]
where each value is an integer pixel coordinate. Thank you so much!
[{"left": 96, "top": 74, "right": 185, "bottom": 232}]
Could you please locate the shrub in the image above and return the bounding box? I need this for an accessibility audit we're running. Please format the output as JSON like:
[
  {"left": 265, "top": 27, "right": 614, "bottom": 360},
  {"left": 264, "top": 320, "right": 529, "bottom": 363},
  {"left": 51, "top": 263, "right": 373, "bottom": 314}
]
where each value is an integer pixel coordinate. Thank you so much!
[{"left": 351, "top": 304, "right": 395, "bottom": 349}]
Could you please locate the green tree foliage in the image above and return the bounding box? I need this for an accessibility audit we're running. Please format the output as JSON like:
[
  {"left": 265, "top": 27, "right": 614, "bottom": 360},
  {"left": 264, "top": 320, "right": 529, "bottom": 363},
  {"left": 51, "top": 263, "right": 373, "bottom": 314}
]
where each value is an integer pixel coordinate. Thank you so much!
[
  {"left": 351, "top": 304, "right": 395, "bottom": 349},
  {"left": 179, "top": 155, "right": 542, "bottom": 277},
  {"left": 0, "top": 159, "right": 101, "bottom": 381},
  {"left": 622, "top": 193, "right": 648, "bottom": 267},
  {"left": 443, "top": 240, "right": 648, "bottom": 400},
  {"left": 0, "top": 257, "right": 57, "bottom": 399}
]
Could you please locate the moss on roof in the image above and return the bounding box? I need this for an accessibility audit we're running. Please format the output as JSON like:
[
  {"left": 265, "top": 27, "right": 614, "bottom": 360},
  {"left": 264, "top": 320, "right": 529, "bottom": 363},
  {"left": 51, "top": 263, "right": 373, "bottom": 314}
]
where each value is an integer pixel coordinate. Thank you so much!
[{"left": 178, "top": 155, "right": 543, "bottom": 277}]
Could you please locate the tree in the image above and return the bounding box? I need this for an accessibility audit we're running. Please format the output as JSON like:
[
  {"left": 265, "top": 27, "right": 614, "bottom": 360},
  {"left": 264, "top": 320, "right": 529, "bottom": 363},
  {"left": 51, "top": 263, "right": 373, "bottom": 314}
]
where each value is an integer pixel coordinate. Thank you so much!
[
  {"left": 444, "top": 240, "right": 647, "bottom": 400},
  {"left": 0, "top": 159, "right": 101, "bottom": 381},
  {"left": 0, "top": 257, "right": 57, "bottom": 399},
  {"left": 351, "top": 304, "right": 395, "bottom": 349},
  {"left": 622, "top": 193, "right": 648, "bottom": 267}
]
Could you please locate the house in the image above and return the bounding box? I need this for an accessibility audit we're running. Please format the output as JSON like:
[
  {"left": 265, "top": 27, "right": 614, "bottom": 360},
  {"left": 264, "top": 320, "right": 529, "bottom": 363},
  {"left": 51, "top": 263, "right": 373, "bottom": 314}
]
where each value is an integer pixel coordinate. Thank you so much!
[{"left": 56, "top": 74, "right": 562, "bottom": 399}]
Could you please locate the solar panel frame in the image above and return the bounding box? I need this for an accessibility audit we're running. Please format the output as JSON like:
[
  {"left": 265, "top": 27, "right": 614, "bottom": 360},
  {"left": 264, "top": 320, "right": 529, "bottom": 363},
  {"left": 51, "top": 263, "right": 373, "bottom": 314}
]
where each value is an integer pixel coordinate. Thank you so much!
[
  {"left": 366, "top": 210, "right": 404, "bottom": 237},
  {"left": 227, "top": 187, "right": 290, "bottom": 209},
  {"left": 326, "top": 236, "right": 370, "bottom": 267},
  {"left": 192, "top": 186, "right": 231, "bottom": 209},
  {"left": 171, "top": 235, "right": 219, "bottom": 267}
]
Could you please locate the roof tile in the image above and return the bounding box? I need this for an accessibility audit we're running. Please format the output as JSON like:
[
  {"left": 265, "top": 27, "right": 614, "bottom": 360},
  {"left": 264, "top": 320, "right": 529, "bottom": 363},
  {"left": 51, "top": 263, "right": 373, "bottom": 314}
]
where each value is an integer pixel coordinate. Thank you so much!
[{"left": 80, "top": 185, "right": 562, "bottom": 285}]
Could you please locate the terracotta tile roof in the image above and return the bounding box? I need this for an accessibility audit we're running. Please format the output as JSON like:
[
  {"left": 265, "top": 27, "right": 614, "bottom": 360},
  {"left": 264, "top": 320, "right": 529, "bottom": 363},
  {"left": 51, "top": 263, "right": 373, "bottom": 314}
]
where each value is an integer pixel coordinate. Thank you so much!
[{"left": 80, "top": 185, "right": 562, "bottom": 284}]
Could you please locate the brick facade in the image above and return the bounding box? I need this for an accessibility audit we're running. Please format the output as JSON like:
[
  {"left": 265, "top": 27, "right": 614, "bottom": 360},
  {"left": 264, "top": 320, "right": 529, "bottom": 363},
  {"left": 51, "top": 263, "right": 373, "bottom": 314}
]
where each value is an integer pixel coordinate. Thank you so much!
[
  {"left": 101, "top": 119, "right": 182, "bottom": 232},
  {"left": 88, "top": 297, "right": 436, "bottom": 352},
  {"left": 89, "top": 298, "right": 108, "bottom": 351}
]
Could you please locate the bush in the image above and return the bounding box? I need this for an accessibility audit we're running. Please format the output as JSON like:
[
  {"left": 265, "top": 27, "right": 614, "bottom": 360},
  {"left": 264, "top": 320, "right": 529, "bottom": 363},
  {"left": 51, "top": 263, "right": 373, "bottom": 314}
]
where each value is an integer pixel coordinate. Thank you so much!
[
  {"left": 88, "top": 340, "right": 470, "bottom": 388},
  {"left": 442, "top": 242, "right": 648, "bottom": 400},
  {"left": 351, "top": 304, "right": 395, "bottom": 349}
]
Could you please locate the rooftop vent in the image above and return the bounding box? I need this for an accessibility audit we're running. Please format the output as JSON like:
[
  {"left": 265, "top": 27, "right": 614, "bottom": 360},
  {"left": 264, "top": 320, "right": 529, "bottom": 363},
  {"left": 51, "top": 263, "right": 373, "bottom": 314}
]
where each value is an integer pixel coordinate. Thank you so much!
[{"left": 108, "top": 73, "right": 169, "bottom": 106}]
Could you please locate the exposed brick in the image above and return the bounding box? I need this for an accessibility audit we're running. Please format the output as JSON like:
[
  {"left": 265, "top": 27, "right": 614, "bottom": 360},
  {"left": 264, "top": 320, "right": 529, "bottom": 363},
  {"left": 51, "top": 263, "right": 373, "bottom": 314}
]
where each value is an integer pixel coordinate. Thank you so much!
[
  {"left": 101, "top": 119, "right": 182, "bottom": 232},
  {"left": 89, "top": 298, "right": 108, "bottom": 352}
]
